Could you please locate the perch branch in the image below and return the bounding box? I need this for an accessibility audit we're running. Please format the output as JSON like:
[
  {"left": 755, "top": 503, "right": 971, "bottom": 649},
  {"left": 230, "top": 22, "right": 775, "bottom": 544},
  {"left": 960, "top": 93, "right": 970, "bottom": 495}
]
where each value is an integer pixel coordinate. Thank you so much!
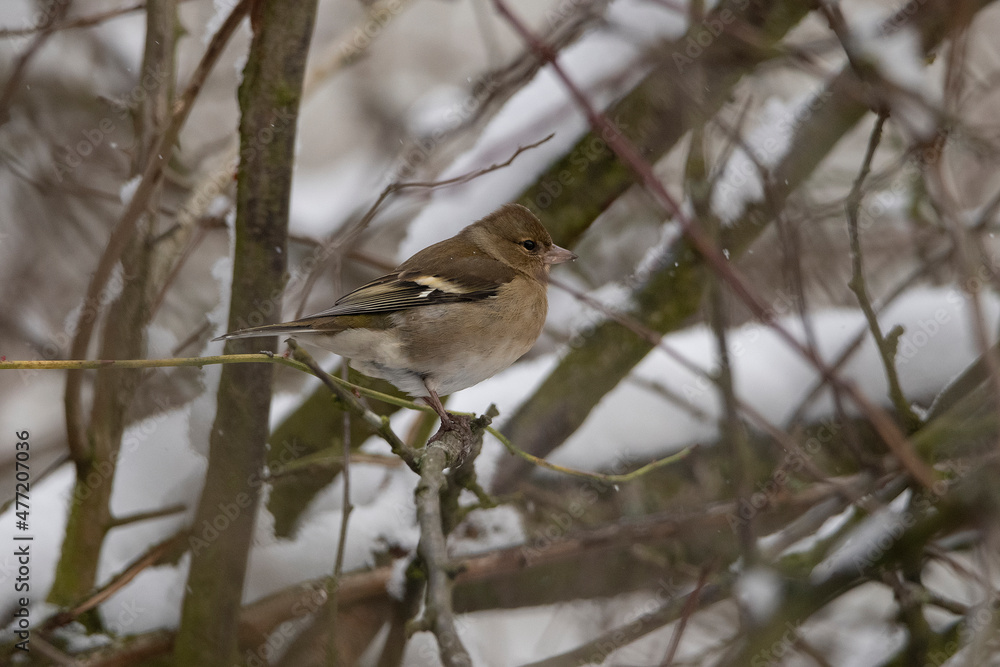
[{"left": 411, "top": 414, "right": 493, "bottom": 667}]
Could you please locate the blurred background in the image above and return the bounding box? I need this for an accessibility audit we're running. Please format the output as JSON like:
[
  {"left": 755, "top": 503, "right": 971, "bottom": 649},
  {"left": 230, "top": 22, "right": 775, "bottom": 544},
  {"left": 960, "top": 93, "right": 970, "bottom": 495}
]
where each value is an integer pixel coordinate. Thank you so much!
[{"left": 3, "top": 0, "right": 1000, "bottom": 664}]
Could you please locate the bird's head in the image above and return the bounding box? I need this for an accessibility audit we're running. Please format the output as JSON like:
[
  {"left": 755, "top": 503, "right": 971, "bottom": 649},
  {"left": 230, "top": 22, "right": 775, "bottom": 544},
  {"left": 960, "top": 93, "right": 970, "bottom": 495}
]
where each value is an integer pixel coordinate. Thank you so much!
[{"left": 464, "top": 203, "right": 576, "bottom": 281}]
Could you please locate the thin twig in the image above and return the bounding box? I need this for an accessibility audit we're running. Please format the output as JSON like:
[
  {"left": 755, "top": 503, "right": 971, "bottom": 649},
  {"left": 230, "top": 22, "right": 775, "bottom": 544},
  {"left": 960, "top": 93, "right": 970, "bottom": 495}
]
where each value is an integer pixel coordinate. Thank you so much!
[
  {"left": 627, "top": 376, "right": 713, "bottom": 423},
  {"left": 151, "top": 0, "right": 416, "bottom": 323},
  {"left": 149, "top": 216, "right": 218, "bottom": 318},
  {"left": 263, "top": 451, "right": 401, "bottom": 480},
  {"left": 550, "top": 277, "right": 830, "bottom": 483},
  {"left": 5, "top": 352, "right": 687, "bottom": 484},
  {"left": 924, "top": 39, "right": 1000, "bottom": 455},
  {"left": 43, "top": 531, "right": 187, "bottom": 631},
  {"left": 688, "top": 108, "right": 757, "bottom": 557},
  {"left": 788, "top": 245, "right": 953, "bottom": 425},
  {"left": 55, "top": 476, "right": 867, "bottom": 667},
  {"left": 4, "top": 353, "right": 298, "bottom": 372},
  {"left": 487, "top": 427, "right": 693, "bottom": 483},
  {"left": 846, "top": 111, "right": 922, "bottom": 432},
  {"left": 0, "top": 452, "right": 71, "bottom": 516},
  {"left": 171, "top": 319, "right": 214, "bottom": 356},
  {"left": 28, "top": 635, "right": 78, "bottom": 666},
  {"left": 660, "top": 566, "right": 710, "bottom": 666},
  {"left": 108, "top": 503, "right": 186, "bottom": 528},
  {"left": 302, "top": 0, "right": 416, "bottom": 91},
  {"left": 0, "top": 0, "right": 72, "bottom": 124},
  {"left": 0, "top": 1, "right": 197, "bottom": 39},
  {"left": 286, "top": 341, "right": 419, "bottom": 471},
  {"left": 522, "top": 577, "right": 731, "bottom": 667}
]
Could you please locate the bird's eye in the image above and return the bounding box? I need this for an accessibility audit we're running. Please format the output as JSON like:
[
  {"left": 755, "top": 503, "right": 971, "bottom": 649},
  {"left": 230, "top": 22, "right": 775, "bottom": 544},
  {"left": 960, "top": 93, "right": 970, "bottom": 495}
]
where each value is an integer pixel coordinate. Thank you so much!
[{"left": 521, "top": 240, "right": 537, "bottom": 251}]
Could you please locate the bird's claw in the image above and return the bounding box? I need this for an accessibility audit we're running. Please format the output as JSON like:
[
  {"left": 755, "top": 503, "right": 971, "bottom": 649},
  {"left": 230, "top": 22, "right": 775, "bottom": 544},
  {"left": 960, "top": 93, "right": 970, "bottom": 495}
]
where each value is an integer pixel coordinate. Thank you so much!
[{"left": 428, "top": 412, "right": 472, "bottom": 445}]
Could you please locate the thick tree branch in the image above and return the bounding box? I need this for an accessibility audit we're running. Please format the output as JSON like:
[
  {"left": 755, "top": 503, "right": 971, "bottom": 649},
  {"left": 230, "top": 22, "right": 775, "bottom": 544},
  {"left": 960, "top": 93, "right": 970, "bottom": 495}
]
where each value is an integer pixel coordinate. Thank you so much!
[
  {"left": 172, "top": 0, "right": 317, "bottom": 662},
  {"left": 411, "top": 414, "right": 493, "bottom": 667}
]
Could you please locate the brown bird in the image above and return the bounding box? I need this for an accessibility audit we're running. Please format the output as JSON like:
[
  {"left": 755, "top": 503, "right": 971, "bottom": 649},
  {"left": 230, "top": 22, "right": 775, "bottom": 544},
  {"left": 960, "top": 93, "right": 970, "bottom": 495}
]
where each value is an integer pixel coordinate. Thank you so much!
[{"left": 215, "top": 203, "right": 576, "bottom": 435}]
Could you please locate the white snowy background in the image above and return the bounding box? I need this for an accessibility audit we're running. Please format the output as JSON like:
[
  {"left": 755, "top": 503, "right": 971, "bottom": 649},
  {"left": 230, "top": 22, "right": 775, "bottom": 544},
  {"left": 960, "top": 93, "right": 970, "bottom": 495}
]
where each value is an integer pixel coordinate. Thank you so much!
[{"left": 3, "top": 0, "right": 1000, "bottom": 664}]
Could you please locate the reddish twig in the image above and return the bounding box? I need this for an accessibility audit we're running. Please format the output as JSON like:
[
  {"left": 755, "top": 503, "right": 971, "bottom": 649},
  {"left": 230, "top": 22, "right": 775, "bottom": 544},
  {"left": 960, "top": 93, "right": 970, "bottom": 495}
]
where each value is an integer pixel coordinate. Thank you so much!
[
  {"left": 43, "top": 531, "right": 187, "bottom": 632},
  {"left": 660, "top": 567, "right": 710, "bottom": 666}
]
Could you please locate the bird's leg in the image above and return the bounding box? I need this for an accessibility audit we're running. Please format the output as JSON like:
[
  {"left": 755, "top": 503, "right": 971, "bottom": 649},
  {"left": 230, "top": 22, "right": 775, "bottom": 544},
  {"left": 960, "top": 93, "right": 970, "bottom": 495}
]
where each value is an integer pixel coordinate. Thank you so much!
[
  {"left": 422, "top": 389, "right": 453, "bottom": 426},
  {"left": 422, "top": 385, "right": 471, "bottom": 443}
]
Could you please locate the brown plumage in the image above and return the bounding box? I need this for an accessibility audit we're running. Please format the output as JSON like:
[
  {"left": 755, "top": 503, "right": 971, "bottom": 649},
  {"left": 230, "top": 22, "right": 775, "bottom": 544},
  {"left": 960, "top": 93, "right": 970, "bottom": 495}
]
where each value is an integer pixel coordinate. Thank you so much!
[{"left": 215, "top": 203, "right": 575, "bottom": 434}]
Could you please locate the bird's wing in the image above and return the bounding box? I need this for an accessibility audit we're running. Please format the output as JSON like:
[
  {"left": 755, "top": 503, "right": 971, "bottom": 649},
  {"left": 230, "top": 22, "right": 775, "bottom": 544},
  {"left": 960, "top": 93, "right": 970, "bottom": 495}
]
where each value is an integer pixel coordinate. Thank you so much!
[{"left": 304, "top": 246, "right": 516, "bottom": 318}]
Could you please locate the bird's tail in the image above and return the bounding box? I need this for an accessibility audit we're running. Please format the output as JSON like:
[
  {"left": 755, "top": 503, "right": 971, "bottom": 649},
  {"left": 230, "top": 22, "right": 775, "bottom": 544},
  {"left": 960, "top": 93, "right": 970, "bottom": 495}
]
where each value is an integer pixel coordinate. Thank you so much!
[{"left": 212, "top": 321, "right": 320, "bottom": 342}]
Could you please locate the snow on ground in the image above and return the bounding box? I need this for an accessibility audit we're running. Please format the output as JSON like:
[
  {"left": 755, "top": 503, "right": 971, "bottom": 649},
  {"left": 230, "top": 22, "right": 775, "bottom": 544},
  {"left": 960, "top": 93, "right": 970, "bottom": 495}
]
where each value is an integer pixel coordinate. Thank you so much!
[{"left": 545, "top": 286, "right": 998, "bottom": 472}]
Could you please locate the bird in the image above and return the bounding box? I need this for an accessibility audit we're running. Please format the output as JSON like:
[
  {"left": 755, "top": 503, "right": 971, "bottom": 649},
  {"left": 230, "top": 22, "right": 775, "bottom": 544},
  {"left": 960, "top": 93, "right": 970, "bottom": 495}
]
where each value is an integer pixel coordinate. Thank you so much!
[{"left": 214, "top": 203, "right": 576, "bottom": 438}]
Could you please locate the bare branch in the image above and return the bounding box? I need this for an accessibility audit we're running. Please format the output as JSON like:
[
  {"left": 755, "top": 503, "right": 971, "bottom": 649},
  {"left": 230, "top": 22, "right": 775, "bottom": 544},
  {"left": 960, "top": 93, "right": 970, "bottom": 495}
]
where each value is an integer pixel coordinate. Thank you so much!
[
  {"left": 846, "top": 111, "right": 923, "bottom": 431},
  {"left": 288, "top": 341, "right": 419, "bottom": 470},
  {"left": 411, "top": 419, "right": 491, "bottom": 666},
  {"left": 0, "top": 0, "right": 71, "bottom": 124}
]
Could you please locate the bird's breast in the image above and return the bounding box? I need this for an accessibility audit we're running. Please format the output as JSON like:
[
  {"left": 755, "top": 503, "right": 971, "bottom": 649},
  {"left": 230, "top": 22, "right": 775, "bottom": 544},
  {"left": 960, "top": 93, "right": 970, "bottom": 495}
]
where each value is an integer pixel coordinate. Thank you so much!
[{"left": 394, "top": 282, "right": 547, "bottom": 395}]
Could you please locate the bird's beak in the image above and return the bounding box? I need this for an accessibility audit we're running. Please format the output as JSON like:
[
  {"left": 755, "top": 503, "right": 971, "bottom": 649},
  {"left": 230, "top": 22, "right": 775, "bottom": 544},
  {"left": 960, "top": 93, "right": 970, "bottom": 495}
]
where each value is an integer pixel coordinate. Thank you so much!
[{"left": 544, "top": 244, "right": 577, "bottom": 265}]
